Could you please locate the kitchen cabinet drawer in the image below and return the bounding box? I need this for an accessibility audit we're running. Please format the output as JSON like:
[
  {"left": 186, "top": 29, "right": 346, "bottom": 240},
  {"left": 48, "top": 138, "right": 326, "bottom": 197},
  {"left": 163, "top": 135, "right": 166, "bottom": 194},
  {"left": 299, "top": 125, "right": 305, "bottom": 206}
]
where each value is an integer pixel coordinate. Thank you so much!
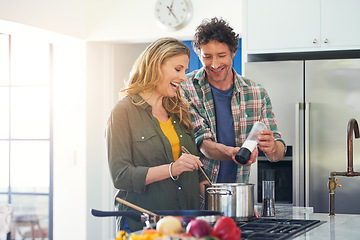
[{"left": 244, "top": 0, "right": 360, "bottom": 54}]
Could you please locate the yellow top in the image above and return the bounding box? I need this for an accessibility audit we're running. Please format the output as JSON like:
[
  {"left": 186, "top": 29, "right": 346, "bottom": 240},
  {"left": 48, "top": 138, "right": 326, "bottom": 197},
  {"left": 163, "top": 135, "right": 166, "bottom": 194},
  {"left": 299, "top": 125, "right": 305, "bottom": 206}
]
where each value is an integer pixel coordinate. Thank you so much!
[{"left": 158, "top": 116, "right": 181, "bottom": 161}]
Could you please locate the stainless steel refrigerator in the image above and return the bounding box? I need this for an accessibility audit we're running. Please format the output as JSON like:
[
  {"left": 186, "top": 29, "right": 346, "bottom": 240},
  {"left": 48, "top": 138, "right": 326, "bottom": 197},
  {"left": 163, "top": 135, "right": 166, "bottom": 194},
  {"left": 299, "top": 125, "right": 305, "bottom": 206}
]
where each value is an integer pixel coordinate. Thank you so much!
[{"left": 245, "top": 59, "right": 360, "bottom": 214}]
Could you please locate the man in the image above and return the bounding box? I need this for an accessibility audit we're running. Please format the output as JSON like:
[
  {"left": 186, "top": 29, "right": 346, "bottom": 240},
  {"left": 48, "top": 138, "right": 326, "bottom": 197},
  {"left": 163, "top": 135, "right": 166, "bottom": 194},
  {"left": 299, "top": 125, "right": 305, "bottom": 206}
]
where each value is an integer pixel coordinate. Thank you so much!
[{"left": 181, "top": 17, "right": 286, "bottom": 184}]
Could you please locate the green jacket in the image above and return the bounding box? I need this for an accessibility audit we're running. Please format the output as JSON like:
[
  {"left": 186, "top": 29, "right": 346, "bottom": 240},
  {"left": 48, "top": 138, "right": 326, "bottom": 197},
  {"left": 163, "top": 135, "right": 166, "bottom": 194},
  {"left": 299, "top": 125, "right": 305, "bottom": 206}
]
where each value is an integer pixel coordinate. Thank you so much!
[{"left": 106, "top": 94, "right": 205, "bottom": 232}]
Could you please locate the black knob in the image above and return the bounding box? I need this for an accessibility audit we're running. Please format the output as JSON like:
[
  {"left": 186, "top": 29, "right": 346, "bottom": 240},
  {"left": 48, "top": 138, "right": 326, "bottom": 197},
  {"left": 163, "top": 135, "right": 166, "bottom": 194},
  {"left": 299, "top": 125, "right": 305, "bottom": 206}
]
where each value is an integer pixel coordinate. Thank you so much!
[{"left": 235, "top": 148, "right": 251, "bottom": 165}]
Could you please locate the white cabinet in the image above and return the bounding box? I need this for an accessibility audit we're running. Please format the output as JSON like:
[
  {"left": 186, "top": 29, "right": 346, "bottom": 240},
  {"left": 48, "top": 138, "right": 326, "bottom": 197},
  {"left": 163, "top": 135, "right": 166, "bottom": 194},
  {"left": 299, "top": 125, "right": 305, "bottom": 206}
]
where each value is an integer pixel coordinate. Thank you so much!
[
  {"left": 321, "top": 1, "right": 360, "bottom": 49},
  {"left": 244, "top": 0, "right": 360, "bottom": 53}
]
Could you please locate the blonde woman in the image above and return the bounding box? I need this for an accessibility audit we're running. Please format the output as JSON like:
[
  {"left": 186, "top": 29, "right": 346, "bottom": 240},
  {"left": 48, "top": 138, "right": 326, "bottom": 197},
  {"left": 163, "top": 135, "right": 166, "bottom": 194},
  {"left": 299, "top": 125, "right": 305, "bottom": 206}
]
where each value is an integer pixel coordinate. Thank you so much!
[{"left": 106, "top": 38, "right": 208, "bottom": 232}]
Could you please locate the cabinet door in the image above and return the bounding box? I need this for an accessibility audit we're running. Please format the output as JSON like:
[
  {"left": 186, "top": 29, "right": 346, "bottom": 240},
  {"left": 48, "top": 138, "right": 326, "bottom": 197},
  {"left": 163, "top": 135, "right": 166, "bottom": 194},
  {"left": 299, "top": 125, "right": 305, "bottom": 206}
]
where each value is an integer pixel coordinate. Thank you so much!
[
  {"left": 245, "top": 0, "right": 320, "bottom": 52},
  {"left": 321, "top": 0, "right": 360, "bottom": 49}
]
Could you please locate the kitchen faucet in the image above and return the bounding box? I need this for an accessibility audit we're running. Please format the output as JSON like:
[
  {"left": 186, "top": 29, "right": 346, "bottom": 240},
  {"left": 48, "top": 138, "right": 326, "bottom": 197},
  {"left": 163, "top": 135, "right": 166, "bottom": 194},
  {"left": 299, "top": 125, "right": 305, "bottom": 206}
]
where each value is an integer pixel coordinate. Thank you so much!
[{"left": 328, "top": 118, "right": 359, "bottom": 216}]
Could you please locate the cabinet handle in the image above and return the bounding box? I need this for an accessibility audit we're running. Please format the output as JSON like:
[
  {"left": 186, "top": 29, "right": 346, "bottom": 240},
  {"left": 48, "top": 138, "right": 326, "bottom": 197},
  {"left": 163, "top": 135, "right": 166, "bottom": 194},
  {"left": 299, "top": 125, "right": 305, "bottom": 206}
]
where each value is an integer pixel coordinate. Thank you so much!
[
  {"left": 305, "top": 102, "right": 310, "bottom": 207},
  {"left": 295, "top": 103, "right": 302, "bottom": 206},
  {"left": 324, "top": 38, "right": 328, "bottom": 43},
  {"left": 312, "top": 39, "right": 317, "bottom": 44}
]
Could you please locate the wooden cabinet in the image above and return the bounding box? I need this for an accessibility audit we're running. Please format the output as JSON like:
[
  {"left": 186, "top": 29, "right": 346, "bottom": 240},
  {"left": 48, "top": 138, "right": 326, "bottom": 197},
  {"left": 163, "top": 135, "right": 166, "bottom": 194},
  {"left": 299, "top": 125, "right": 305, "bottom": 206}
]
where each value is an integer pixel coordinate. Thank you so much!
[{"left": 244, "top": 0, "right": 360, "bottom": 53}]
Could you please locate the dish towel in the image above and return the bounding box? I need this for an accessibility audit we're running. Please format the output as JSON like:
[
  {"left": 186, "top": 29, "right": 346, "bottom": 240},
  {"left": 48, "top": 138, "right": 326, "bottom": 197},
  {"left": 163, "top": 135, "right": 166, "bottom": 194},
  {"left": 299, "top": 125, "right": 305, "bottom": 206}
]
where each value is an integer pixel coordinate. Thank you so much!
[{"left": 0, "top": 204, "right": 13, "bottom": 233}]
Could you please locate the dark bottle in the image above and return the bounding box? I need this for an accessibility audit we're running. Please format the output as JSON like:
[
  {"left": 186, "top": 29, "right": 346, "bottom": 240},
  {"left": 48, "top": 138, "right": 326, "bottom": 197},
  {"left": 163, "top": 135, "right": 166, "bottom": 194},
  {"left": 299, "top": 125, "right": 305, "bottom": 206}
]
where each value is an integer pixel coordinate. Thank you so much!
[{"left": 235, "top": 121, "right": 267, "bottom": 164}]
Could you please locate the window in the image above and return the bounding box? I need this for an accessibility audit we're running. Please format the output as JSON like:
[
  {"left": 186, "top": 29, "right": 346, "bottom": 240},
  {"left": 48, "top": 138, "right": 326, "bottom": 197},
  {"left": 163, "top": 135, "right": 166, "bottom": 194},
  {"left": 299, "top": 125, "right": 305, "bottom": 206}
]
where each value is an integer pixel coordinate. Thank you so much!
[{"left": 0, "top": 33, "right": 52, "bottom": 240}]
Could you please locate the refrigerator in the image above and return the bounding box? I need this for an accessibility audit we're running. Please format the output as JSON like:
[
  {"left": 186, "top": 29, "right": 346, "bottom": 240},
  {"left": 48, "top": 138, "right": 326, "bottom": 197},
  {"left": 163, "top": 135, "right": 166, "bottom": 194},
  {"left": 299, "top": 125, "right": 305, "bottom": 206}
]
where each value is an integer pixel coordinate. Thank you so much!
[{"left": 245, "top": 59, "right": 360, "bottom": 214}]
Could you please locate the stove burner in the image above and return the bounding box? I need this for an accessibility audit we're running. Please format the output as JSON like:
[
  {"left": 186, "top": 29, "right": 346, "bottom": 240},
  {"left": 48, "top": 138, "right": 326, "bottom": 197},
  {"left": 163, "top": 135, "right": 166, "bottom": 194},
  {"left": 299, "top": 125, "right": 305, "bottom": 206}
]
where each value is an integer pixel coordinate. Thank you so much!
[{"left": 237, "top": 218, "right": 324, "bottom": 239}]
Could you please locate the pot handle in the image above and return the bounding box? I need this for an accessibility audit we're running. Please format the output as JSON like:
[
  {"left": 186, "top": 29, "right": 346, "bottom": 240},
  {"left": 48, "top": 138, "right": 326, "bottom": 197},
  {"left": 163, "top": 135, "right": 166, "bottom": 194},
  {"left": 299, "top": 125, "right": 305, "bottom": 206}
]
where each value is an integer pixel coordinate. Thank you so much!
[
  {"left": 91, "top": 209, "right": 142, "bottom": 222},
  {"left": 206, "top": 187, "right": 232, "bottom": 195}
]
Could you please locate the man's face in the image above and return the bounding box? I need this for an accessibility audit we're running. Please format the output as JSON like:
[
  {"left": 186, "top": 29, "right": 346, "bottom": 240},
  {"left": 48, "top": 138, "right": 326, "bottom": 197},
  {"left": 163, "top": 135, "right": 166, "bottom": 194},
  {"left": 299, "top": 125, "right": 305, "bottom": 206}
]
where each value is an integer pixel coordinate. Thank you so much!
[{"left": 199, "top": 40, "right": 235, "bottom": 84}]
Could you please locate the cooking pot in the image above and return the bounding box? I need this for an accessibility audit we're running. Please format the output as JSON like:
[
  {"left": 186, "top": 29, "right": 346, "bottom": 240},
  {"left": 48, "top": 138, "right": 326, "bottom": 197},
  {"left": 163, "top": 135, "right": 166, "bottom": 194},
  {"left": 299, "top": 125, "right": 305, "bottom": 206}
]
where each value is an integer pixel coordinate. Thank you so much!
[
  {"left": 205, "top": 183, "right": 254, "bottom": 221},
  {"left": 91, "top": 209, "right": 223, "bottom": 229}
]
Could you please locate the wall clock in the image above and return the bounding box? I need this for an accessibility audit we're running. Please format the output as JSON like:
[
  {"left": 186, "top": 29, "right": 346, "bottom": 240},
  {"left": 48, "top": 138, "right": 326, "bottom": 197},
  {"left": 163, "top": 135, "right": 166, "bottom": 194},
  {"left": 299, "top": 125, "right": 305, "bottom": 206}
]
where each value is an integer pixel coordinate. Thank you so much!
[{"left": 154, "top": 0, "right": 192, "bottom": 30}]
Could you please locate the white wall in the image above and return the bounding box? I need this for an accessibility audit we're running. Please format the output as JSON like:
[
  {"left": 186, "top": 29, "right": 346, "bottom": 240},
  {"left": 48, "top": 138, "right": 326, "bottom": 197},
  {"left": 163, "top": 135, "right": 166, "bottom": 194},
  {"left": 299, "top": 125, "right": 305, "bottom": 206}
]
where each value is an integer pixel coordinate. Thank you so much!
[
  {"left": 87, "top": 0, "right": 243, "bottom": 42},
  {"left": 0, "top": 0, "right": 88, "bottom": 39},
  {"left": 52, "top": 37, "right": 87, "bottom": 240},
  {"left": 0, "top": 0, "right": 242, "bottom": 42},
  {"left": 86, "top": 43, "right": 115, "bottom": 240}
]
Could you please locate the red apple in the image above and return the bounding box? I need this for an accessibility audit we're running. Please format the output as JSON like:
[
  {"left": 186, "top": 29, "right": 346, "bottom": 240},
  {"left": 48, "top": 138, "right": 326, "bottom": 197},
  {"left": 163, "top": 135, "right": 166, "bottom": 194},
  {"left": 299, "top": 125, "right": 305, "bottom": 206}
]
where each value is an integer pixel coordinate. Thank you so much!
[{"left": 186, "top": 219, "right": 212, "bottom": 238}]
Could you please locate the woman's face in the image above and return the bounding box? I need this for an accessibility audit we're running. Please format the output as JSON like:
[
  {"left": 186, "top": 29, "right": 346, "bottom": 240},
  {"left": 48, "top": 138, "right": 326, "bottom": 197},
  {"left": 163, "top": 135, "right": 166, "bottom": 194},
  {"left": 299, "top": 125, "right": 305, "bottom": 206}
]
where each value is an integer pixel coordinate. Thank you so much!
[{"left": 154, "top": 53, "right": 189, "bottom": 98}]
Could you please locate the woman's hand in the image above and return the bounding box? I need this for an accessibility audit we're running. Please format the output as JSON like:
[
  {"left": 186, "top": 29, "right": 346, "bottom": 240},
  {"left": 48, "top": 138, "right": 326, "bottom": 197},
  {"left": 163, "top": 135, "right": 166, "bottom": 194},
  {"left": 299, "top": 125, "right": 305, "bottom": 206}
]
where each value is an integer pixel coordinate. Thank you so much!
[
  {"left": 171, "top": 153, "right": 203, "bottom": 176},
  {"left": 146, "top": 153, "right": 203, "bottom": 185}
]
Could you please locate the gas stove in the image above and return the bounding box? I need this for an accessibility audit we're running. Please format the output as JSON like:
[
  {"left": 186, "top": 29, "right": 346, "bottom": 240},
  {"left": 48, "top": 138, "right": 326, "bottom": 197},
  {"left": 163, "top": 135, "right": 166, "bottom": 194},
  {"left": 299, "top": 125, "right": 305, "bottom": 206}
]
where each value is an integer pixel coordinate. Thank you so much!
[{"left": 237, "top": 218, "right": 324, "bottom": 239}]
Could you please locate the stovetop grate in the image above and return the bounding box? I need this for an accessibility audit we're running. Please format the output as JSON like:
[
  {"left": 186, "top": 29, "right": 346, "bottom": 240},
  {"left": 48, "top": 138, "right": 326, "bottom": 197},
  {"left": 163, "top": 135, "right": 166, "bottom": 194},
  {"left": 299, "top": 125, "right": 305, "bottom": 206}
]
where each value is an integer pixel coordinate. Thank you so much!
[{"left": 237, "top": 218, "right": 323, "bottom": 240}]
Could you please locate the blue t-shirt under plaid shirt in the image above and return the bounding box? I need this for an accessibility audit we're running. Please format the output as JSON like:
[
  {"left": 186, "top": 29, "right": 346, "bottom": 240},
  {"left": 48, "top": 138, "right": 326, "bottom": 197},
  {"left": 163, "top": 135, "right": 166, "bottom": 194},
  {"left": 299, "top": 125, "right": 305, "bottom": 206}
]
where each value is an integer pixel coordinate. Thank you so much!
[{"left": 210, "top": 83, "right": 237, "bottom": 183}]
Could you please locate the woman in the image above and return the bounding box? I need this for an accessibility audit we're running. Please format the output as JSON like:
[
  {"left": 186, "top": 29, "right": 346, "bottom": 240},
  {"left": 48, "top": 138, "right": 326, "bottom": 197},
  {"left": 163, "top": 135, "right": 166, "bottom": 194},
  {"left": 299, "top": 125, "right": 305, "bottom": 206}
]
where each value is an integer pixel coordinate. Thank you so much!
[{"left": 106, "top": 38, "right": 208, "bottom": 232}]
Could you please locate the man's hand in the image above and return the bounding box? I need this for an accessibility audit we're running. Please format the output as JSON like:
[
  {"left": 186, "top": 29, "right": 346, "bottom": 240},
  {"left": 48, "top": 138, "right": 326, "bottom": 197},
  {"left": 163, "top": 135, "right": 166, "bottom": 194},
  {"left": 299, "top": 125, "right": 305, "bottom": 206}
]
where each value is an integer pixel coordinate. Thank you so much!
[
  {"left": 257, "top": 129, "right": 276, "bottom": 155},
  {"left": 200, "top": 139, "right": 236, "bottom": 161},
  {"left": 200, "top": 138, "right": 264, "bottom": 166},
  {"left": 232, "top": 147, "right": 258, "bottom": 166},
  {"left": 258, "top": 129, "right": 286, "bottom": 162}
]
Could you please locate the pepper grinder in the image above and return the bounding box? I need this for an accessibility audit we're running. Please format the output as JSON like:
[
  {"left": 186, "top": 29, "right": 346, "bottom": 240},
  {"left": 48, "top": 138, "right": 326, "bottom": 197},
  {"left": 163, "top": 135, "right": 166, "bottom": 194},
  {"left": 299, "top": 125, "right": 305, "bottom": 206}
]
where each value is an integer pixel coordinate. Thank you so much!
[
  {"left": 262, "top": 169, "right": 276, "bottom": 217},
  {"left": 235, "top": 121, "right": 267, "bottom": 164}
]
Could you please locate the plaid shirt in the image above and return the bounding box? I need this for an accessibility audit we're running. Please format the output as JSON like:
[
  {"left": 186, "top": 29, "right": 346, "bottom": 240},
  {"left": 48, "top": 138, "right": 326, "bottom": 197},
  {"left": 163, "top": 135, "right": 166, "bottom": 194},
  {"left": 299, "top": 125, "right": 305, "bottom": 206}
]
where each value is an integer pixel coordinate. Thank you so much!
[{"left": 181, "top": 68, "right": 284, "bottom": 183}]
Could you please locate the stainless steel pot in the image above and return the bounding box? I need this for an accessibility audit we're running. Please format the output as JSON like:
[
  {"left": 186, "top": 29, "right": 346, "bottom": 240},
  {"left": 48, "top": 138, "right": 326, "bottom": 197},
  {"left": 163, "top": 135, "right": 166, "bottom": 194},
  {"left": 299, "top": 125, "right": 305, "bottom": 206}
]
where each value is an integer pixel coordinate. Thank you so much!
[{"left": 205, "top": 183, "right": 254, "bottom": 221}]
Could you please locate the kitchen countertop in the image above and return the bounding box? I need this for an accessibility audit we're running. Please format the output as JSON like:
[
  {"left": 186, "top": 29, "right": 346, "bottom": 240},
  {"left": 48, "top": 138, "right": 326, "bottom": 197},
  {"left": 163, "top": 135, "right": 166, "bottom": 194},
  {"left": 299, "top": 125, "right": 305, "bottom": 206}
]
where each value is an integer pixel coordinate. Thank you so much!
[{"left": 255, "top": 205, "right": 360, "bottom": 240}]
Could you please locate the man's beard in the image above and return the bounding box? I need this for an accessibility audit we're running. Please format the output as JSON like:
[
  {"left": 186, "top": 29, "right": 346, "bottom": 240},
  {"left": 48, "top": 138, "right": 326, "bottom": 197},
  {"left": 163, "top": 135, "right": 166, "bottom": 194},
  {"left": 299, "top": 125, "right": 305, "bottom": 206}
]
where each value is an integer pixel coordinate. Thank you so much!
[{"left": 207, "top": 67, "right": 231, "bottom": 82}]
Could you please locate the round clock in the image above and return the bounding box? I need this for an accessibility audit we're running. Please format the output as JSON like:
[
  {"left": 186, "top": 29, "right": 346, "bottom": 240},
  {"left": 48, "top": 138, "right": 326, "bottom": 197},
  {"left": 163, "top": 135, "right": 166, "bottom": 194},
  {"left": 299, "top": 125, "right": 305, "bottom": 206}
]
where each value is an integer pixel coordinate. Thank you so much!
[{"left": 154, "top": 0, "right": 192, "bottom": 30}]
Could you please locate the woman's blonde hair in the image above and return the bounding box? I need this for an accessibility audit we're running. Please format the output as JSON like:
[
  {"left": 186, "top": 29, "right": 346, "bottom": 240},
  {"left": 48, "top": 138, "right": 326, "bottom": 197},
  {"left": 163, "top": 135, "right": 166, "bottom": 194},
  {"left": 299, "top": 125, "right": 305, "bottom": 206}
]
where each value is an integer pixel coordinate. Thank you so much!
[{"left": 121, "top": 37, "right": 193, "bottom": 129}]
